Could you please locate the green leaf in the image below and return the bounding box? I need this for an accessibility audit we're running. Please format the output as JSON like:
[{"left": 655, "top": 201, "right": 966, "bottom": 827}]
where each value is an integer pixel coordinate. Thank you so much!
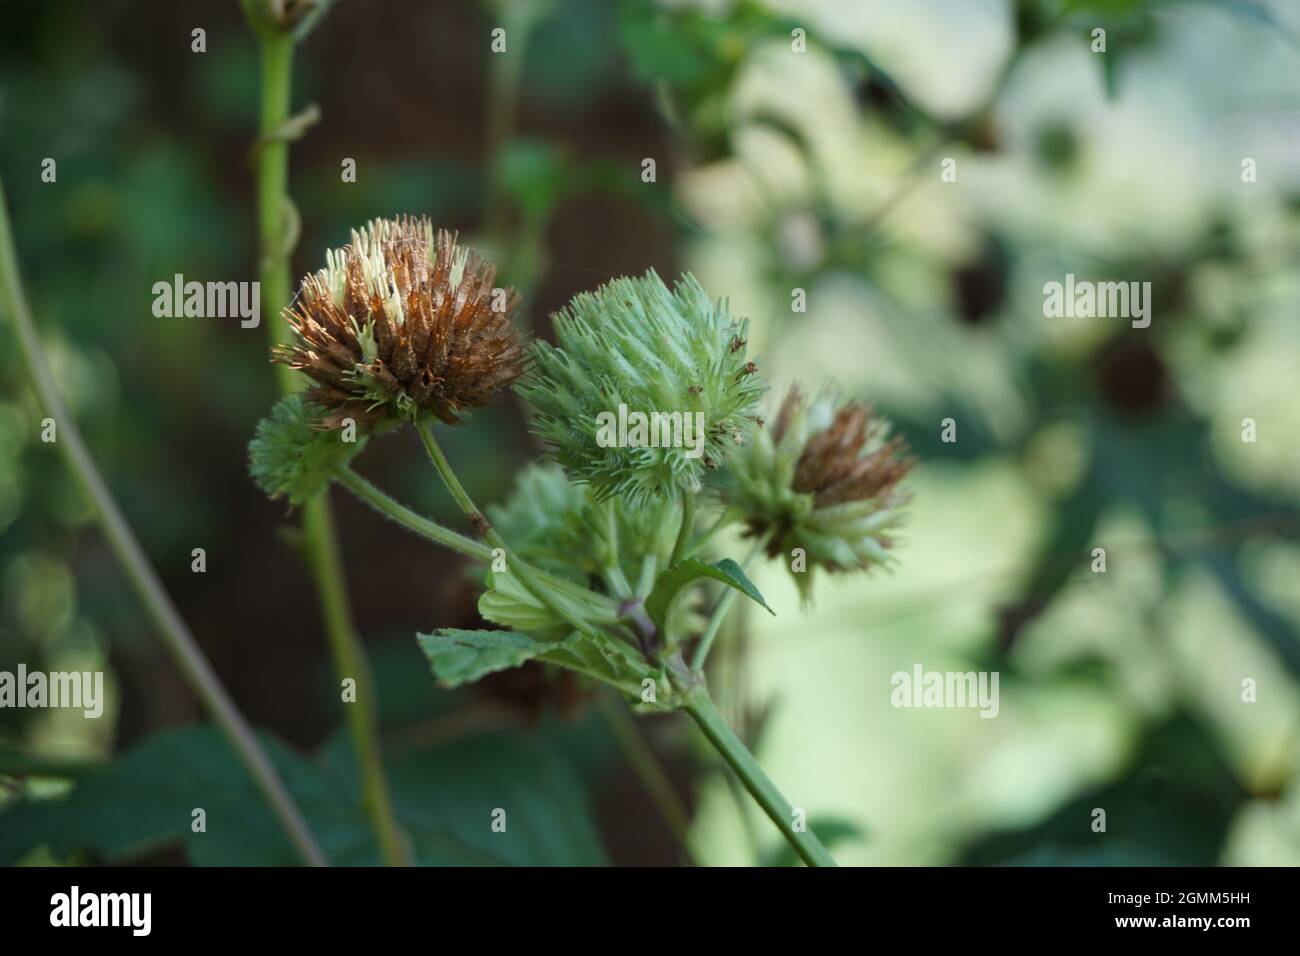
[
  {"left": 418, "top": 628, "right": 654, "bottom": 700},
  {"left": 495, "top": 139, "right": 572, "bottom": 222},
  {"left": 476, "top": 566, "right": 622, "bottom": 635},
  {"left": 477, "top": 572, "right": 566, "bottom": 633},
  {"left": 0, "top": 723, "right": 608, "bottom": 866},
  {"left": 645, "top": 557, "right": 773, "bottom": 634},
  {"left": 418, "top": 629, "right": 551, "bottom": 688},
  {"left": 0, "top": 726, "right": 359, "bottom": 866},
  {"left": 535, "top": 634, "right": 657, "bottom": 700}
]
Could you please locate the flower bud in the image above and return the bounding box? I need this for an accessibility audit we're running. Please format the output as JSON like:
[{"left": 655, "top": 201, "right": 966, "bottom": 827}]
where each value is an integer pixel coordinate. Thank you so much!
[
  {"left": 518, "top": 270, "right": 763, "bottom": 504},
  {"left": 248, "top": 393, "right": 367, "bottom": 505},
  {"left": 728, "top": 386, "right": 914, "bottom": 597}
]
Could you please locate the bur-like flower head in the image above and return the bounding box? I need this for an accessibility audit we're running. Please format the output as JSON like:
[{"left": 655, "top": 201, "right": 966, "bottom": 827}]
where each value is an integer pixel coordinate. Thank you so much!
[
  {"left": 728, "top": 386, "right": 914, "bottom": 596},
  {"left": 275, "top": 216, "right": 526, "bottom": 430},
  {"left": 518, "top": 270, "right": 763, "bottom": 504},
  {"left": 248, "top": 393, "right": 366, "bottom": 505}
]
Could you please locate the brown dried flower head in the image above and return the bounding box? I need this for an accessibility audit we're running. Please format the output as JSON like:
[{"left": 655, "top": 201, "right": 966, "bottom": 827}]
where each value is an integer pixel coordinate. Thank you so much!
[
  {"left": 729, "top": 385, "right": 914, "bottom": 596},
  {"left": 275, "top": 216, "right": 526, "bottom": 430},
  {"left": 773, "top": 387, "right": 914, "bottom": 512}
]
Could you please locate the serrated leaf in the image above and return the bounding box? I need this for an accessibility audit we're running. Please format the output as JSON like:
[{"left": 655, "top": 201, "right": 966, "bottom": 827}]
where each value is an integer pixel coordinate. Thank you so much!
[
  {"left": 418, "top": 628, "right": 652, "bottom": 700},
  {"left": 644, "top": 557, "right": 773, "bottom": 634},
  {"left": 418, "top": 629, "right": 550, "bottom": 688},
  {"left": 538, "top": 634, "right": 655, "bottom": 699}
]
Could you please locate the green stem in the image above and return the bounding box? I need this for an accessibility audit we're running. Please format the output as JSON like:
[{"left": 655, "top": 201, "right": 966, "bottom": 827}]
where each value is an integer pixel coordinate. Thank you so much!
[
  {"left": 684, "top": 690, "right": 837, "bottom": 867},
  {"left": 0, "top": 175, "right": 328, "bottom": 867},
  {"left": 301, "top": 495, "right": 409, "bottom": 867},
  {"left": 597, "top": 694, "right": 696, "bottom": 866},
  {"left": 482, "top": 0, "right": 528, "bottom": 244},
  {"left": 334, "top": 464, "right": 620, "bottom": 633},
  {"left": 670, "top": 490, "right": 695, "bottom": 567},
  {"left": 690, "top": 536, "right": 764, "bottom": 672},
  {"left": 255, "top": 32, "right": 297, "bottom": 395},
  {"left": 333, "top": 465, "right": 492, "bottom": 562},
  {"left": 413, "top": 419, "right": 594, "bottom": 635},
  {"left": 251, "top": 27, "right": 409, "bottom": 867}
]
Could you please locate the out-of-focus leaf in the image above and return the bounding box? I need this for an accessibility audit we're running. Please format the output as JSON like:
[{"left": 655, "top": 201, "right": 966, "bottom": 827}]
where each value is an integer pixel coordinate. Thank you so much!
[
  {"left": 960, "top": 712, "right": 1245, "bottom": 866},
  {"left": 997, "top": 453, "right": 1106, "bottom": 652},
  {"left": 321, "top": 727, "right": 609, "bottom": 866},
  {"left": 1200, "top": 553, "right": 1300, "bottom": 680},
  {"left": 0, "top": 726, "right": 353, "bottom": 866},
  {"left": 495, "top": 140, "right": 572, "bottom": 222},
  {"left": 0, "top": 724, "right": 608, "bottom": 866},
  {"left": 616, "top": 1, "right": 717, "bottom": 87}
]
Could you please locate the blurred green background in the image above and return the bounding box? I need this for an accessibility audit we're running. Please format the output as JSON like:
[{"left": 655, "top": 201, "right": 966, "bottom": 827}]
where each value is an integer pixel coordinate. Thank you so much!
[{"left": 2, "top": 0, "right": 1299, "bottom": 866}]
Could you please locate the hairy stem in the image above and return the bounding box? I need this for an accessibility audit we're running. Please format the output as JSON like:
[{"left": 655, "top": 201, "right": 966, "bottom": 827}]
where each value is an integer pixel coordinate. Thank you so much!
[
  {"left": 414, "top": 419, "right": 596, "bottom": 634},
  {"left": 333, "top": 465, "right": 492, "bottom": 562},
  {"left": 0, "top": 176, "right": 327, "bottom": 867},
  {"left": 684, "top": 690, "right": 837, "bottom": 867},
  {"left": 251, "top": 27, "right": 409, "bottom": 867},
  {"left": 334, "top": 464, "right": 621, "bottom": 636}
]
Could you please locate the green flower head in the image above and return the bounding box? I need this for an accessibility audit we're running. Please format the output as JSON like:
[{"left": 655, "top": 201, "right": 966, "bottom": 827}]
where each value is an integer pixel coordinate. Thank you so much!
[
  {"left": 248, "top": 392, "right": 366, "bottom": 505},
  {"left": 517, "top": 270, "right": 764, "bottom": 505},
  {"left": 728, "top": 386, "right": 914, "bottom": 598}
]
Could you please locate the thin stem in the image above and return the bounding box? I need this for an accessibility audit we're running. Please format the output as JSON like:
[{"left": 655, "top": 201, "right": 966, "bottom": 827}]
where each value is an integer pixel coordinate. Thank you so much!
[
  {"left": 414, "top": 419, "right": 593, "bottom": 635},
  {"left": 301, "top": 497, "right": 409, "bottom": 867},
  {"left": 684, "top": 690, "right": 837, "bottom": 867},
  {"left": 690, "top": 536, "right": 765, "bottom": 672},
  {"left": 255, "top": 32, "right": 297, "bottom": 396},
  {"left": 333, "top": 465, "right": 493, "bottom": 562},
  {"left": 670, "top": 490, "right": 695, "bottom": 567},
  {"left": 597, "top": 694, "right": 696, "bottom": 866},
  {"left": 251, "top": 27, "right": 409, "bottom": 867},
  {"left": 335, "top": 464, "right": 622, "bottom": 636},
  {"left": 0, "top": 176, "right": 327, "bottom": 867},
  {"left": 482, "top": 0, "right": 529, "bottom": 243}
]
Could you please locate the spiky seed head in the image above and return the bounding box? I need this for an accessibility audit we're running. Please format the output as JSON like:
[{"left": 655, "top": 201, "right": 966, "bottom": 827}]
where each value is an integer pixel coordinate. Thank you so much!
[
  {"left": 248, "top": 393, "right": 367, "bottom": 505},
  {"left": 274, "top": 216, "right": 526, "bottom": 431},
  {"left": 728, "top": 385, "right": 914, "bottom": 598},
  {"left": 517, "top": 270, "right": 764, "bottom": 505}
]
